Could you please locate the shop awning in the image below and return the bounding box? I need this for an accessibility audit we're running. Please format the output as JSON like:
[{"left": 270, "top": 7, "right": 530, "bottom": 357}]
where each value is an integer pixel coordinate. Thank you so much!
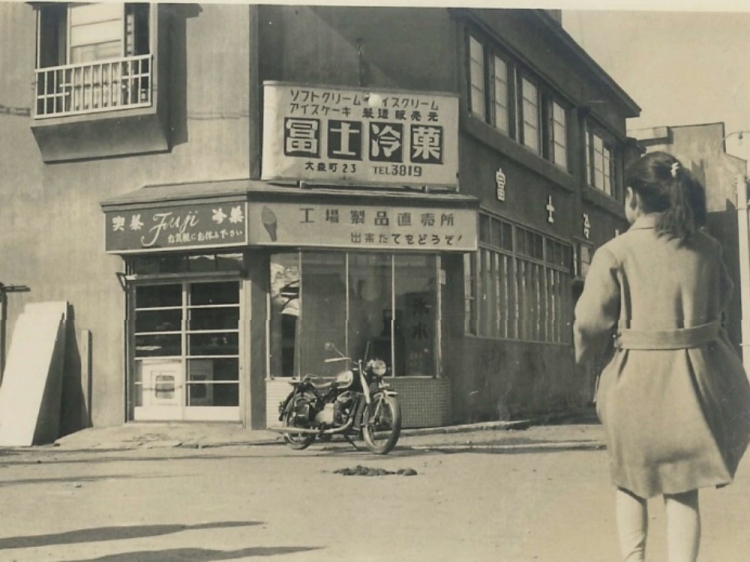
[{"left": 100, "top": 179, "right": 479, "bottom": 254}]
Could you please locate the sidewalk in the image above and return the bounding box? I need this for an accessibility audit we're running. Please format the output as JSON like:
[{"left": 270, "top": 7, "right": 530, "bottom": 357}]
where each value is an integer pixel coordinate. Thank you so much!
[{"left": 49, "top": 408, "right": 601, "bottom": 451}]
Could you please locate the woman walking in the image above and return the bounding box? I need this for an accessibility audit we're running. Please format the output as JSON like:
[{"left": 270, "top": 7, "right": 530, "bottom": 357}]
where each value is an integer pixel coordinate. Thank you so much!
[{"left": 574, "top": 151, "right": 750, "bottom": 562}]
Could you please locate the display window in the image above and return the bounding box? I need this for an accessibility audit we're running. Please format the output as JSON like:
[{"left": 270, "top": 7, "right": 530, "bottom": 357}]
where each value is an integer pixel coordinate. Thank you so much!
[
  {"left": 127, "top": 253, "right": 243, "bottom": 421},
  {"left": 269, "top": 251, "right": 439, "bottom": 378}
]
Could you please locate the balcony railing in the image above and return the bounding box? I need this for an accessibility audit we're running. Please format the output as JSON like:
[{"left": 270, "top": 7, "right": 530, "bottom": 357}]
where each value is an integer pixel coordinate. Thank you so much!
[{"left": 35, "top": 54, "right": 153, "bottom": 119}]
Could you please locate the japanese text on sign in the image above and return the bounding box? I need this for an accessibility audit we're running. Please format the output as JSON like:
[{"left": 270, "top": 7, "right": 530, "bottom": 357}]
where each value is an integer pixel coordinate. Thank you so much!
[
  {"left": 262, "top": 82, "right": 459, "bottom": 189},
  {"left": 105, "top": 203, "right": 248, "bottom": 253},
  {"left": 249, "top": 202, "right": 476, "bottom": 252}
]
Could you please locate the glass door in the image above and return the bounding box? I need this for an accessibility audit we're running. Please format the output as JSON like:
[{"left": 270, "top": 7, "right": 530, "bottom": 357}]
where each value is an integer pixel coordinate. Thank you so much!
[{"left": 132, "top": 280, "right": 241, "bottom": 421}]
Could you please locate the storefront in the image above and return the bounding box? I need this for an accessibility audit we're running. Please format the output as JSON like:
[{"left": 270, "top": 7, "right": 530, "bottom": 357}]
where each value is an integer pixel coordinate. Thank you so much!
[{"left": 101, "top": 182, "right": 478, "bottom": 427}]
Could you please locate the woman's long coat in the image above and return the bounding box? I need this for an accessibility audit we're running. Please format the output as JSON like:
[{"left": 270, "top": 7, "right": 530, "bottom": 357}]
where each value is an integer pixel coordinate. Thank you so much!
[{"left": 574, "top": 214, "right": 750, "bottom": 498}]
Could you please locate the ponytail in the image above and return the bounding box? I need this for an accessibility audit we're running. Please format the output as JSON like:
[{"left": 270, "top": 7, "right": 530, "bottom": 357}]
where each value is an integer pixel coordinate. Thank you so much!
[
  {"left": 626, "top": 152, "right": 706, "bottom": 244},
  {"left": 656, "top": 168, "right": 696, "bottom": 243}
]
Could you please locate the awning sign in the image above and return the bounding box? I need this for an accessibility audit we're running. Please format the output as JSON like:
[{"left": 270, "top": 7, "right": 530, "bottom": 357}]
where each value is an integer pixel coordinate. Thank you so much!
[
  {"left": 105, "top": 202, "right": 248, "bottom": 253},
  {"left": 261, "top": 82, "right": 459, "bottom": 189},
  {"left": 248, "top": 202, "right": 477, "bottom": 252}
]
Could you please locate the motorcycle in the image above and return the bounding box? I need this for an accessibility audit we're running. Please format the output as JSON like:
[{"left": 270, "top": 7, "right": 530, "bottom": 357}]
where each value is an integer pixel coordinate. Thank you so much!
[{"left": 270, "top": 342, "right": 402, "bottom": 454}]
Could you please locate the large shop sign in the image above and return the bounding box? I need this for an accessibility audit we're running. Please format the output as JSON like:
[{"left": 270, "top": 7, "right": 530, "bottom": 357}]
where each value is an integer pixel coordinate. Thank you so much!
[
  {"left": 105, "top": 202, "right": 248, "bottom": 253},
  {"left": 248, "top": 202, "right": 477, "bottom": 252},
  {"left": 261, "top": 82, "right": 459, "bottom": 190}
]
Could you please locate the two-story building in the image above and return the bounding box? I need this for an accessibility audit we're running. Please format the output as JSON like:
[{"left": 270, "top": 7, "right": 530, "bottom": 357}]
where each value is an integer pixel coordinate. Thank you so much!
[{"left": 0, "top": 4, "right": 639, "bottom": 436}]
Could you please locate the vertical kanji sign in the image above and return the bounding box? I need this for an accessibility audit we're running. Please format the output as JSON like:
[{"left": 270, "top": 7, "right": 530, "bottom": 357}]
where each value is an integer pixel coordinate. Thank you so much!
[{"left": 262, "top": 82, "right": 459, "bottom": 189}]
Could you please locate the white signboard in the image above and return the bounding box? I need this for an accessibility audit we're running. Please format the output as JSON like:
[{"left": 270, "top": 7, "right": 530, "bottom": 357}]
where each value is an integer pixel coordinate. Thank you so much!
[
  {"left": 261, "top": 82, "right": 459, "bottom": 189},
  {"left": 248, "top": 202, "right": 476, "bottom": 252}
]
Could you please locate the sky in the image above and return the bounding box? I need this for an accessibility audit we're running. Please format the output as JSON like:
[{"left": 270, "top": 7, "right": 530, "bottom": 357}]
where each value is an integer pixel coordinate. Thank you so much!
[{"left": 562, "top": 9, "right": 750, "bottom": 170}]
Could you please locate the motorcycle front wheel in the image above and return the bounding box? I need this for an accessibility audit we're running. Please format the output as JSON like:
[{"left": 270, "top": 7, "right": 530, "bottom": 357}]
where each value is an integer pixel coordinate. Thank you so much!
[
  {"left": 362, "top": 393, "right": 402, "bottom": 454},
  {"left": 282, "top": 397, "right": 315, "bottom": 450}
]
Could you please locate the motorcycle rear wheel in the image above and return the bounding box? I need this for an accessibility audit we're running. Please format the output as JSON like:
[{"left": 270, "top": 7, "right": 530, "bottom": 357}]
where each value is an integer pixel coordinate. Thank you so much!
[
  {"left": 362, "top": 394, "right": 402, "bottom": 454},
  {"left": 282, "top": 398, "right": 315, "bottom": 450}
]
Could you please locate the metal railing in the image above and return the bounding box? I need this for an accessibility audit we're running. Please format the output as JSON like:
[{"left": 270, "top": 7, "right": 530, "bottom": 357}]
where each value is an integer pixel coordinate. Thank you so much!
[{"left": 35, "top": 54, "right": 153, "bottom": 119}]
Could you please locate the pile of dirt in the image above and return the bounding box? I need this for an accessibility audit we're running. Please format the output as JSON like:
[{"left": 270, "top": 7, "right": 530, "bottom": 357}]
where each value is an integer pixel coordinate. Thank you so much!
[{"left": 333, "top": 465, "right": 417, "bottom": 477}]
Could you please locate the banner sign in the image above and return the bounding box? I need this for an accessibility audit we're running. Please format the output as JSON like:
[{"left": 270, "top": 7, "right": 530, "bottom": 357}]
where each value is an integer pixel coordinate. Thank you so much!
[
  {"left": 248, "top": 202, "right": 477, "bottom": 252},
  {"left": 105, "top": 202, "right": 248, "bottom": 253},
  {"left": 261, "top": 82, "right": 459, "bottom": 189}
]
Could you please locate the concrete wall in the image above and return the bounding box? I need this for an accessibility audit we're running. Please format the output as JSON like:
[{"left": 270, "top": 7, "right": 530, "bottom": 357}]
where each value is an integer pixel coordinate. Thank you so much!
[
  {"left": 0, "top": 3, "right": 253, "bottom": 428},
  {"left": 259, "top": 6, "right": 458, "bottom": 93}
]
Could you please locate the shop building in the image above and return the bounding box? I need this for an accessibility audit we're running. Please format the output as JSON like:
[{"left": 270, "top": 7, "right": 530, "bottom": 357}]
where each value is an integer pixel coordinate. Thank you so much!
[{"left": 0, "top": 5, "right": 639, "bottom": 433}]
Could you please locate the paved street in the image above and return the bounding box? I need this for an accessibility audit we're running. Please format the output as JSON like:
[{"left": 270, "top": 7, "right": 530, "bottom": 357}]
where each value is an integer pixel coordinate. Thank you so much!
[{"left": 1, "top": 423, "right": 749, "bottom": 562}]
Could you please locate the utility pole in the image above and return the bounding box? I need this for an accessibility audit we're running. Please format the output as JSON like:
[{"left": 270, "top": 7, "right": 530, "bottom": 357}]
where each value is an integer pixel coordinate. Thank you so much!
[
  {"left": 0, "top": 282, "right": 30, "bottom": 383},
  {"left": 736, "top": 175, "right": 750, "bottom": 377}
]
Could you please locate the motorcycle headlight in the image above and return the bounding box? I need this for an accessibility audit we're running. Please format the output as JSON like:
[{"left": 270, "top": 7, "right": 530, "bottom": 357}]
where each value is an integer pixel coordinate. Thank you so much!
[{"left": 371, "top": 359, "right": 387, "bottom": 376}]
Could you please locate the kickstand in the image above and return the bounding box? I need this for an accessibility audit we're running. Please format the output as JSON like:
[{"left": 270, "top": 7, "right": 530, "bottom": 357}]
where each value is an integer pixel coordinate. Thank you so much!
[{"left": 344, "top": 433, "right": 361, "bottom": 451}]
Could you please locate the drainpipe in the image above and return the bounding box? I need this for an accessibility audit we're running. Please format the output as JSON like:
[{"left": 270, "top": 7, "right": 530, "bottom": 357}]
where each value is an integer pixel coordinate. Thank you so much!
[{"left": 736, "top": 175, "right": 750, "bottom": 377}]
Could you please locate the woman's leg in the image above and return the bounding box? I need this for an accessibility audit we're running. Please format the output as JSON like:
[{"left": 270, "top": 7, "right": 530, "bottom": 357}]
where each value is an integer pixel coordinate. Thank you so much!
[
  {"left": 616, "top": 487, "right": 648, "bottom": 562},
  {"left": 664, "top": 489, "right": 700, "bottom": 562}
]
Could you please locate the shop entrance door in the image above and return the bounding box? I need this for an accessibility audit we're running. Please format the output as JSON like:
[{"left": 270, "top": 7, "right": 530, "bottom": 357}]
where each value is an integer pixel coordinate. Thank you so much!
[{"left": 131, "top": 280, "right": 241, "bottom": 422}]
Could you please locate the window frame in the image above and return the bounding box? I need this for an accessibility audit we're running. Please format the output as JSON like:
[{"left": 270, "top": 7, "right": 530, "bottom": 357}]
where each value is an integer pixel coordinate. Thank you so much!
[
  {"left": 585, "top": 122, "right": 620, "bottom": 199},
  {"left": 465, "top": 213, "right": 573, "bottom": 344},
  {"left": 268, "top": 250, "right": 443, "bottom": 379},
  {"left": 518, "top": 75, "right": 541, "bottom": 155},
  {"left": 465, "top": 28, "right": 570, "bottom": 171}
]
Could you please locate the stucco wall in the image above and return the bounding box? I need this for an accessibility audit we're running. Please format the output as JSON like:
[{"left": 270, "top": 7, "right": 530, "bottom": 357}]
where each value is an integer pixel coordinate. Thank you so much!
[{"left": 0, "top": 3, "right": 253, "bottom": 428}]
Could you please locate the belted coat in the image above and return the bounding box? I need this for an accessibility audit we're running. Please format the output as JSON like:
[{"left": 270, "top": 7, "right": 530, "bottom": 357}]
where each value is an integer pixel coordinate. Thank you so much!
[{"left": 574, "top": 214, "right": 750, "bottom": 498}]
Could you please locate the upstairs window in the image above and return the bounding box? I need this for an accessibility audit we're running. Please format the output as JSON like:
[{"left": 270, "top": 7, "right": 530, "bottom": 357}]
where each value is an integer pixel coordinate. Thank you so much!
[
  {"left": 548, "top": 100, "right": 567, "bottom": 170},
  {"left": 466, "top": 31, "right": 568, "bottom": 171},
  {"left": 468, "top": 36, "right": 486, "bottom": 121},
  {"left": 35, "top": 3, "right": 152, "bottom": 118},
  {"left": 586, "top": 125, "right": 618, "bottom": 197},
  {"left": 491, "top": 55, "right": 509, "bottom": 134},
  {"left": 519, "top": 77, "right": 540, "bottom": 154}
]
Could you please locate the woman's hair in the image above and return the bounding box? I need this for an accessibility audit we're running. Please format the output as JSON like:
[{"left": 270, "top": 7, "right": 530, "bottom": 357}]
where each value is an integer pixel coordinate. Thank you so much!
[{"left": 625, "top": 151, "right": 707, "bottom": 242}]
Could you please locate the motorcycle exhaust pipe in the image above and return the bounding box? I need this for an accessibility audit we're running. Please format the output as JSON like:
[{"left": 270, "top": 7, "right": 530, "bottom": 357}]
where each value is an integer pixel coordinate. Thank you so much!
[{"left": 267, "top": 417, "right": 354, "bottom": 435}]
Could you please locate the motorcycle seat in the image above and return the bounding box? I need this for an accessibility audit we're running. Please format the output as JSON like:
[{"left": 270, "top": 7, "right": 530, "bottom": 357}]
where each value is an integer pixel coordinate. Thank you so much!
[{"left": 302, "top": 370, "right": 354, "bottom": 390}]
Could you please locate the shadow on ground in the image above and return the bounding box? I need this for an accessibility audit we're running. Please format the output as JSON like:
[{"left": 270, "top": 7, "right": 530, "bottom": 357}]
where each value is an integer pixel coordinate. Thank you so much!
[
  {"left": 63, "top": 546, "right": 321, "bottom": 561},
  {"left": 0, "top": 521, "right": 260, "bottom": 550}
]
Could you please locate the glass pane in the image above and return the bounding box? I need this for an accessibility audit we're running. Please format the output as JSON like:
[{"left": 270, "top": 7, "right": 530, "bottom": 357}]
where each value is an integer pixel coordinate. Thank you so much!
[
  {"left": 136, "top": 284, "right": 181, "bottom": 308},
  {"left": 188, "top": 383, "right": 238, "bottom": 407},
  {"left": 135, "top": 309, "right": 182, "bottom": 333},
  {"left": 187, "top": 359, "right": 239, "bottom": 407},
  {"left": 395, "top": 254, "right": 436, "bottom": 376},
  {"left": 471, "top": 86, "right": 485, "bottom": 120},
  {"left": 190, "top": 281, "right": 239, "bottom": 306},
  {"left": 479, "top": 214, "right": 490, "bottom": 243},
  {"left": 131, "top": 257, "right": 160, "bottom": 274},
  {"left": 490, "top": 218, "right": 503, "bottom": 248},
  {"left": 469, "top": 37, "right": 485, "bottom": 118},
  {"left": 270, "top": 254, "right": 301, "bottom": 377},
  {"left": 188, "top": 332, "right": 238, "bottom": 356},
  {"left": 501, "top": 222, "right": 513, "bottom": 251},
  {"left": 554, "top": 143, "right": 567, "bottom": 169},
  {"left": 135, "top": 334, "right": 181, "bottom": 357},
  {"left": 160, "top": 256, "right": 188, "bottom": 273},
  {"left": 299, "top": 253, "right": 347, "bottom": 377},
  {"left": 188, "top": 255, "right": 216, "bottom": 272},
  {"left": 70, "top": 3, "right": 122, "bottom": 26},
  {"left": 217, "top": 253, "right": 244, "bottom": 271},
  {"left": 70, "top": 41, "right": 122, "bottom": 64},
  {"left": 189, "top": 307, "right": 239, "bottom": 331},
  {"left": 463, "top": 253, "right": 476, "bottom": 335},
  {"left": 349, "top": 253, "right": 393, "bottom": 372}
]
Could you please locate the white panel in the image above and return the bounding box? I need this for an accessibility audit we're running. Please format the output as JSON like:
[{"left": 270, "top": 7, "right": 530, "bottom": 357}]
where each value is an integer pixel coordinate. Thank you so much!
[{"left": 0, "top": 302, "right": 68, "bottom": 446}]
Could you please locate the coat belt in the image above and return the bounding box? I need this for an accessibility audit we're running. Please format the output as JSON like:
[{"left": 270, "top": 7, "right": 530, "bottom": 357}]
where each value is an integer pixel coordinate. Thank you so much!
[{"left": 615, "top": 321, "right": 720, "bottom": 350}]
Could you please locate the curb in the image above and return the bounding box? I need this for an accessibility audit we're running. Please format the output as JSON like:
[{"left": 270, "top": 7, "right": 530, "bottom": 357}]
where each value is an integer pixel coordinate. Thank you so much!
[{"left": 42, "top": 409, "right": 598, "bottom": 452}]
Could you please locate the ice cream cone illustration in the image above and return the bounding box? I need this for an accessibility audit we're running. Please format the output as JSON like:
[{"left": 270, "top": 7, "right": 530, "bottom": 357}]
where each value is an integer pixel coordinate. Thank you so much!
[{"left": 261, "top": 206, "right": 278, "bottom": 241}]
